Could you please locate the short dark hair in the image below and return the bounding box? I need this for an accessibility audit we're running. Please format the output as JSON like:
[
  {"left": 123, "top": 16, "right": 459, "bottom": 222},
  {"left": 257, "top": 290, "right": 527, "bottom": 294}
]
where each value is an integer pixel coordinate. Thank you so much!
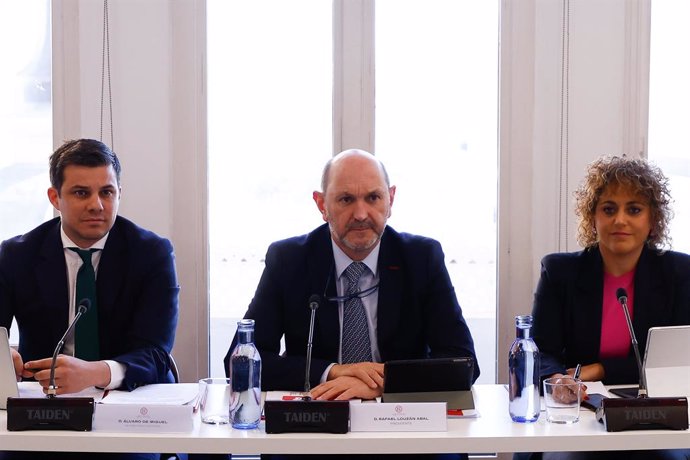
[{"left": 49, "top": 139, "right": 121, "bottom": 194}]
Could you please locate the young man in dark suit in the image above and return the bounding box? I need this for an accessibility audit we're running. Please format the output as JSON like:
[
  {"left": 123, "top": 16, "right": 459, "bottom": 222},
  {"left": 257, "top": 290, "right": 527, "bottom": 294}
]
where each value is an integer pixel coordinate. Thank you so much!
[
  {"left": 225, "top": 149, "right": 478, "bottom": 459},
  {"left": 0, "top": 139, "right": 179, "bottom": 460}
]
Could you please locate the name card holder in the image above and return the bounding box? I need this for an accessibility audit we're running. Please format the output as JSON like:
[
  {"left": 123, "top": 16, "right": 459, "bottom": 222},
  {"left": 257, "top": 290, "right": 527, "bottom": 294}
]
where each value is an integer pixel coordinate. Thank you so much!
[
  {"left": 349, "top": 402, "right": 447, "bottom": 432},
  {"left": 93, "top": 402, "right": 195, "bottom": 432}
]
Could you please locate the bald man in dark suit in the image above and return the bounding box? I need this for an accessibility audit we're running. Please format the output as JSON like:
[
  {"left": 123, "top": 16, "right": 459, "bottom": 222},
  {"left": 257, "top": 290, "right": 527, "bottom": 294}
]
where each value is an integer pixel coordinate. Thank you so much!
[{"left": 225, "top": 150, "right": 478, "bottom": 460}]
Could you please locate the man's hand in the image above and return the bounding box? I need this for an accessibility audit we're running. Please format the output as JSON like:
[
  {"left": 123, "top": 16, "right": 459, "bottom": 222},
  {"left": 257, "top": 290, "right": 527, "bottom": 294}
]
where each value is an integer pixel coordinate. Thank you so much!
[
  {"left": 10, "top": 348, "right": 32, "bottom": 381},
  {"left": 24, "top": 355, "right": 111, "bottom": 395},
  {"left": 311, "top": 375, "right": 383, "bottom": 401},
  {"left": 327, "top": 362, "right": 384, "bottom": 389}
]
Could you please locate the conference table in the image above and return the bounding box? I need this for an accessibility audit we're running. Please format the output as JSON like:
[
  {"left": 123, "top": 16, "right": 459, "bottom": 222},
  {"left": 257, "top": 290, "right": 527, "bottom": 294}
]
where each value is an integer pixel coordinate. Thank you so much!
[{"left": 1, "top": 385, "right": 689, "bottom": 455}]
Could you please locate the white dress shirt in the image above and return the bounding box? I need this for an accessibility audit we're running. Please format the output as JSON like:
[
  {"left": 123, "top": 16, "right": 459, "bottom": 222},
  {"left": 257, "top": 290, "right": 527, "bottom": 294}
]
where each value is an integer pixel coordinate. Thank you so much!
[
  {"left": 320, "top": 239, "right": 382, "bottom": 382},
  {"left": 60, "top": 226, "right": 125, "bottom": 389}
]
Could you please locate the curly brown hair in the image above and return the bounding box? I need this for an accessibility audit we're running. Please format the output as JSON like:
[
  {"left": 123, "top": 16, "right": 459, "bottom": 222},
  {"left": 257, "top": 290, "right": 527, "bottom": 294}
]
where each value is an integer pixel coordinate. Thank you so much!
[{"left": 573, "top": 155, "right": 672, "bottom": 250}]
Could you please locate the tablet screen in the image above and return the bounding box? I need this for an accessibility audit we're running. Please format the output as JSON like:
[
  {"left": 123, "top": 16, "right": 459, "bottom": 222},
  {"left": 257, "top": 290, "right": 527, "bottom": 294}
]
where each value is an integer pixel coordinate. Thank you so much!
[
  {"left": 608, "top": 386, "right": 639, "bottom": 399},
  {"left": 383, "top": 356, "right": 474, "bottom": 393}
]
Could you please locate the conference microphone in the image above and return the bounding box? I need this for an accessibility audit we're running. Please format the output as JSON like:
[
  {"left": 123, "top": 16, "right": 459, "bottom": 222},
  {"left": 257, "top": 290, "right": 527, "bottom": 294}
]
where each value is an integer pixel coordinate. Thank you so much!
[
  {"left": 7, "top": 298, "right": 96, "bottom": 431},
  {"left": 264, "top": 294, "right": 349, "bottom": 434},
  {"left": 304, "top": 294, "right": 320, "bottom": 393},
  {"left": 48, "top": 298, "right": 91, "bottom": 397},
  {"left": 595, "top": 288, "right": 688, "bottom": 432}
]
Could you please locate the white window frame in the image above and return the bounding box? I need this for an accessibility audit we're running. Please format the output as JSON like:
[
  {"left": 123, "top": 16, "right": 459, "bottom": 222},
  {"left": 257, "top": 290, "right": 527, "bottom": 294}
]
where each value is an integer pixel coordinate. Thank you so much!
[
  {"left": 333, "top": 0, "right": 375, "bottom": 153},
  {"left": 497, "top": 0, "right": 651, "bottom": 382},
  {"left": 52, "top": 0, "right": 209, "bottom": 382}
]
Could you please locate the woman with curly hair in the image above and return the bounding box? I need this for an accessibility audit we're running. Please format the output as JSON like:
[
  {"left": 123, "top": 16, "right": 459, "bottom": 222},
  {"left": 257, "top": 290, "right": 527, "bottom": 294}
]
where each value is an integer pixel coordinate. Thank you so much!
[
  {"left": 531, "top": 154, "right": 688, "bottom": 383},
  {"left": 523, "top": 156, "right": 690, "bottom": 460}
]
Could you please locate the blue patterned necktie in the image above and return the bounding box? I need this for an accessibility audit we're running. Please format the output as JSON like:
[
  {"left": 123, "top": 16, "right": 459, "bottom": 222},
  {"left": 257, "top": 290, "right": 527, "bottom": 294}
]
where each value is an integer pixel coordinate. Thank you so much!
[
  {"left": 69, "top": 248, "right": 100, "bottom": 361},
  {"left": 341, "top": 262, "right": 373, "bottom": 364}
]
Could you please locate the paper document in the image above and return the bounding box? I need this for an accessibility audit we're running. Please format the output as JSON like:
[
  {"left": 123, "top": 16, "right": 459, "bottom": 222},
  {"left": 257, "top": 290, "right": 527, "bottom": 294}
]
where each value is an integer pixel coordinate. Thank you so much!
[
  {"left": 100, "top": 383, "right": 199, "bottom": 405},
  {"left": 18, "top": 381, "right": 105, "bottom": 400},
  {"left": 265, "top": 390, "right": 313, "bottom": 401},
  {"left": 583, "top": 380, "right": 609, "bottom": 396},
  {"left": 447, "top": 408, "right": 480, "bottom": 418},
  {"left": 94, "top": 384, "right": 198, "bottom": 432}
]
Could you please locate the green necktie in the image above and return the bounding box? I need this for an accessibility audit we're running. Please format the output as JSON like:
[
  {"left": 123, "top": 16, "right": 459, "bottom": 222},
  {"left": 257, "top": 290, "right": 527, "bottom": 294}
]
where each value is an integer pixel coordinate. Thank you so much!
[{"left": 69, "top": 248, "right": 100, "bottom": 361}]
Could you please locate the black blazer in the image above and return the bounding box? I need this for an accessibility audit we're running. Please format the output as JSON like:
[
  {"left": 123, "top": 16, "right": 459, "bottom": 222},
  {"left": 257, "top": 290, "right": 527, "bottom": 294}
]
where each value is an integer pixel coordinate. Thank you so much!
[
  {"left": 0, "top": 216, "right": 180, "bottom": 390},
  {"left": 532, "top": 246, "right": 690, "bottom": 384},
  {"left": 224, "top": 224, "right": 479, "bottom": 390}
]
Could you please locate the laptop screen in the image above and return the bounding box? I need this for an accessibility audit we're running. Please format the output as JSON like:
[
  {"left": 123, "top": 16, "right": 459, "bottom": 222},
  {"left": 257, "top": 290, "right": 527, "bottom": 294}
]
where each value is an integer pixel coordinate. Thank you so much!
[
  {"left": 644, "top": 325, "right": 690, "bottom": 398},
  {"left": 0, "top": 326, "right": 20, "bottom": 409}
]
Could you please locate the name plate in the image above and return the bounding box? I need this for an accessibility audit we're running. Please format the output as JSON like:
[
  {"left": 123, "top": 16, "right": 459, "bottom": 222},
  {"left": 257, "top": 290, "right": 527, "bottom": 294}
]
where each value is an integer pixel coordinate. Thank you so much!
[
  {"left": 92, "top": 384, "right": 199, "bottom": 433},
  {"left": 349, "top": 402, "right": 447, "bottom": 432},
  {"left": 93, "top": 403, "right": 194, "bottom": 432}
]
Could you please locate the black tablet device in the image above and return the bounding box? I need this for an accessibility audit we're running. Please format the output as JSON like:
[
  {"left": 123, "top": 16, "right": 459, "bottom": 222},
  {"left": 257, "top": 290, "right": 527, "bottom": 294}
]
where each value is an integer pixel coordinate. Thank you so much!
[
  {"left": 608, "top": 386, "right": 639, "bottom": 399},
  {"left": 383, "top": 356, "right": 475, "bottom": 393},
  {"left": 581, "top": 393, "right": 608, "bottom": 412}
]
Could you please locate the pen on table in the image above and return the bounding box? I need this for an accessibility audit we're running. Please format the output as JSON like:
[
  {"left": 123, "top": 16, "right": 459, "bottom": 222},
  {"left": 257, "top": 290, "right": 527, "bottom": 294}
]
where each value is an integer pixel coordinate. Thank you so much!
[{"left": 573, "top": 364, "right": 587, "bottom": 400}]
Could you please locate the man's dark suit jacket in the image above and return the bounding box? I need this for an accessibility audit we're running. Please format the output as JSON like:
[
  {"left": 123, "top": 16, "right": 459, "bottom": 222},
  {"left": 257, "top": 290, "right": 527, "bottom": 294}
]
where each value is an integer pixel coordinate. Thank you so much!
[
  {"left": 0, "top": 216, "right": 179, "bottom": 390},
  {"left": 224, "top": 224, "right": 479, "bottom": 390},
  {"left": 532, "top": 245, "right": 690, "bottom": 384}
]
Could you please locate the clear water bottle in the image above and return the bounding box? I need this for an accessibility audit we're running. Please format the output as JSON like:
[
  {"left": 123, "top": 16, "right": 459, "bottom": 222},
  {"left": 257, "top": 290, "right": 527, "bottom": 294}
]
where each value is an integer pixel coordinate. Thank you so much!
[
  {"left": 508, "top": 314, "right": 540, "bottom": 422},
  {"left": 229, "top": 319, "right": 262, "bottom": 429}
]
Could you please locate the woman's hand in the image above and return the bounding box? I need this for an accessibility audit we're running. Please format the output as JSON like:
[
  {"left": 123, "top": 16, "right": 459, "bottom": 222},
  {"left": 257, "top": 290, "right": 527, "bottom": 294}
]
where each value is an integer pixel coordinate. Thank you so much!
[
  {"left": 548, "top": 372, "right": 588, "bottom": 402},
  {"left": 566, "top": 362, "right": 604, "bottom": 382}
]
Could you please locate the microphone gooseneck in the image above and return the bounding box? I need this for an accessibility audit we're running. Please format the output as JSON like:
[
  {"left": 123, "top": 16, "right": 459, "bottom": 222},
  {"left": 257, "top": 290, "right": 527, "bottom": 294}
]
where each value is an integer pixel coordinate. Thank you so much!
[
  {"left": 616, "top": 288, "right": 647, "bottom": 398},
  {"left": 304, "top": 294, "right": 321, "bottom": 393},
  {"left": 47, "top": 298, "right": 91, "bottom": 397},
  {"left": 263, "top": 292, "right": 350, "bottom": 434},
  {"left": 597, "top": 290, "right": 689, "bottom": 432}
]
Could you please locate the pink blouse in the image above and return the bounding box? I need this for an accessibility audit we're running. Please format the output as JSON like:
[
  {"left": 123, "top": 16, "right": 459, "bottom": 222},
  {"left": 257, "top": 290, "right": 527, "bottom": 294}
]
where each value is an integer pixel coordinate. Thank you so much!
[{"left": 600, "top": 270, "right": 636, "bottom": 358}]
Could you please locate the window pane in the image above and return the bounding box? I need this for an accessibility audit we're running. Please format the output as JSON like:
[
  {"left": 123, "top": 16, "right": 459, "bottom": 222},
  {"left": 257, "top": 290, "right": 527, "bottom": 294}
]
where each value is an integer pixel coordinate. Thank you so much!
[
  {"left": 648, "top": 0, "right": 690, "bottom": 254},
  {"left": 0, "top": 1, "right": 53, "bottom": 344},
  {"left": 376, "top": 0, "right": 498, "bottom": 383},
  {"left": 0, "top": 0, "right": 53, "bottom": 242},
  {"left": 207, "top": 0, "right": 332, "bottom": 377}
]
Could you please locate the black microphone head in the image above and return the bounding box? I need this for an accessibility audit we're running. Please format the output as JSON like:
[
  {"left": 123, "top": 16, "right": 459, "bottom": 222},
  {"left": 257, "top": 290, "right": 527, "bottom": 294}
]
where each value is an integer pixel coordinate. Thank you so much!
[
  {"left": 308, "top": 294, "right": 321, "bottom": 310},
  {"left": 616, "top": 288, "right": 628, "bottom": 302},
  {"left": 77, "top": 298, "right": 91, "bottom": 314}
]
